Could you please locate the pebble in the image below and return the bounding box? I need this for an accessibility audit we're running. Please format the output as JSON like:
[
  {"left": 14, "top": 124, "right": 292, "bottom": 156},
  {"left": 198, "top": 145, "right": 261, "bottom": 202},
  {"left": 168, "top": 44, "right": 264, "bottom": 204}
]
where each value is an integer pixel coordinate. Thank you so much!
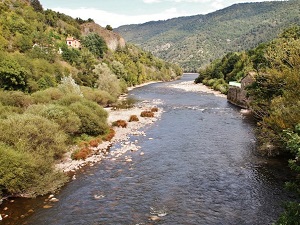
[
  {"left": 140, "top": 152, "right": 145, "bottom": 156},
  {"left": 49, "top": 198, "right": 59, "bottom": 202},
  {"left": 149, "top": 215, "right": 160, "bottom": 221},
  {"left": 48, "top": 194, "right": 54, "bottom": 199},
  {"left": 43, "top": 205, "right": 53, "bottom": 209},
  {"left": 0, "top": 215, "right": 2, "bottom": 221},
  {"left": 3, "top": 207, "right": 8, "bottom": 211}
]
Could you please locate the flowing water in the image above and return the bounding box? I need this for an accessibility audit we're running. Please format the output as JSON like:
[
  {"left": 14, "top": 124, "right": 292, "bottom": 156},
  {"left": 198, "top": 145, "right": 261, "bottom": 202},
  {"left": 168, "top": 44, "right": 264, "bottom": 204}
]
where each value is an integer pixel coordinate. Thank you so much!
[{"left": 0, "top": 74, "right": 294, "bottom": 225}]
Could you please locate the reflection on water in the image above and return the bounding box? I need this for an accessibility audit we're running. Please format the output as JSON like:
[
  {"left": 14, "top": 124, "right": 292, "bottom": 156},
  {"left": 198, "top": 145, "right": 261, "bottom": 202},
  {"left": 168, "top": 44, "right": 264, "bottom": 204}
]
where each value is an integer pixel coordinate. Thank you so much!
[{"left": 0, "top": 74, "right": 294, "bottom": 225}]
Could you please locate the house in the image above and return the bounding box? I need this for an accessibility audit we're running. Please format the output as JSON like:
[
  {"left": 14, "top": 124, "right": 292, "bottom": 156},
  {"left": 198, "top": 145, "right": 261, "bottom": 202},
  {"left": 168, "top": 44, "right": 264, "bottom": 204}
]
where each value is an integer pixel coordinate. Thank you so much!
[
  {"left": 227, "top": 72, "right": 256, "bottom": 108},
  {"left": 66, "top": 37, "right": 81, "bottom": 49}
]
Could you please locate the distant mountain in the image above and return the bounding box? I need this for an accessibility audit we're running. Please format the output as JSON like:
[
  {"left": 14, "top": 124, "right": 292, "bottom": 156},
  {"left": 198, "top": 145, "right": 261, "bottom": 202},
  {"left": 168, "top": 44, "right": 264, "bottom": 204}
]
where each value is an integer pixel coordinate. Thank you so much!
[{"left": 116, "top": 0, "right": 300, "bottom": 72}]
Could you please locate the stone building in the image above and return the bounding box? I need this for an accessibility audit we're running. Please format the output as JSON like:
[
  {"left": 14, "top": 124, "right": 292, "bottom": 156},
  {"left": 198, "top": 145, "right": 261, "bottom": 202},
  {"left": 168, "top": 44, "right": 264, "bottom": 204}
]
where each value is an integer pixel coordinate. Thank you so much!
[{"left": 227, "top": 72, "right": 256, "bottom": 108}]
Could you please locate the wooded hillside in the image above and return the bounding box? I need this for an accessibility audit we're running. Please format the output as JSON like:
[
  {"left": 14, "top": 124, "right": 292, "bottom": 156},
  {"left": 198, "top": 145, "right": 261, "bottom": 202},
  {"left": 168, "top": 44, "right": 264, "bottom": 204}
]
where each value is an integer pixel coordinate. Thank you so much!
[{"left": 116, "top": 0, "right": 300, "bottom": 72}]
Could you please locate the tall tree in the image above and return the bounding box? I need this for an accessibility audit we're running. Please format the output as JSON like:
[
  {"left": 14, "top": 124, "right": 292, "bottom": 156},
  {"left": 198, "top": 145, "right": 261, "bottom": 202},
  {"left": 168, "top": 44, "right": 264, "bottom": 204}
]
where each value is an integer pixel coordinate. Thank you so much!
[{"left": 30, "top": 0, "right": 43, "bottom": 12}]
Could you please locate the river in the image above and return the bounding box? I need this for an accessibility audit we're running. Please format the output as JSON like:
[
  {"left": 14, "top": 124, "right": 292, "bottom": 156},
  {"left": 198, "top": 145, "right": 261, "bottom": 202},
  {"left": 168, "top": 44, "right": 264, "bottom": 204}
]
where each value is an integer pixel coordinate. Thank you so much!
[{"left": 0, "top": 74, "right": 294, "bottom": 225}]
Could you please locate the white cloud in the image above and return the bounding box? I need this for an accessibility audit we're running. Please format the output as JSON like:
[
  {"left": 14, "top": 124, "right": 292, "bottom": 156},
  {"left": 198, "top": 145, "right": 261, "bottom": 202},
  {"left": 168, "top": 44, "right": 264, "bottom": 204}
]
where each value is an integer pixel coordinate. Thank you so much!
[
  {"left": 143, "top": 0, "right": 162, "bottom": 3},
  {"left": 52, "top": 7, "right": 189, "bottom": 28}
]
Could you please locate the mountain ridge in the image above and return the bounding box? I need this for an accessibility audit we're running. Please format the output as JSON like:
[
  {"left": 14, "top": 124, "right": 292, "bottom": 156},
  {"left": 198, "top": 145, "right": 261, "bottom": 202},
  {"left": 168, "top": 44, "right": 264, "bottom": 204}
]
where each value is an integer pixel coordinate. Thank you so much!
[{"left": 116, "top": 0, "right": 300, "bottom": 71}]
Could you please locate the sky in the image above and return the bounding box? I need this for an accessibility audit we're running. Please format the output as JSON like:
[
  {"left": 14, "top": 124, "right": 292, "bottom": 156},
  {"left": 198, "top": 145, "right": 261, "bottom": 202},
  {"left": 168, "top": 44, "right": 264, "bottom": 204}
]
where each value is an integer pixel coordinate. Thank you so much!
[{"left": 39, "top": 0, "right": 283, "bottom": 28}]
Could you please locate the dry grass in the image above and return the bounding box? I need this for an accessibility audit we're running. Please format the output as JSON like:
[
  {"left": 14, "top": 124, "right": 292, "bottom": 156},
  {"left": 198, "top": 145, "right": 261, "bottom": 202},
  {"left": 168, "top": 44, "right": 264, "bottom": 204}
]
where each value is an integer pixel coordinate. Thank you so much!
[
  {"left": 112, "top": 120, "right": 127, "bottom": 128},
  {"left": 128, "top": 115, "right": 139, "bottom": 122},
  {"left": 103, "top": 128, "right": 115, "bottom": 141},
  {"left": 140, "top": 111, "right": 154, "bottom": 117}
]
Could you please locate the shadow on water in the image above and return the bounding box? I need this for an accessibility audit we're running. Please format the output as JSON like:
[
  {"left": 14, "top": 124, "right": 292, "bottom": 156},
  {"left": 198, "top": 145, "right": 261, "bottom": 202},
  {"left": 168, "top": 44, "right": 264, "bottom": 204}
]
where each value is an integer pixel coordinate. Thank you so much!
[{"left": 0, "top": 74, "right": 295, "bottom": 225}]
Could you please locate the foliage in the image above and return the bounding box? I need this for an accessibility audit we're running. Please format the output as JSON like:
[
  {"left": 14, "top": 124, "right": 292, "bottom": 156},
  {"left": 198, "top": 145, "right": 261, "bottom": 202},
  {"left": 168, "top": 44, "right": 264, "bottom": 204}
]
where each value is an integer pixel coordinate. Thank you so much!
[
  {"left": 25, "top": 104, "right": 81, "bottom": 135},
  {"left": 0, "top": 53, "right": 28, "bottom": 91},
  {"left": 69, "top": 101, "right": 109, "bottom": 136},
  {"left": 0, "top": 0, "right": 182, "bottom": 198},
  {"left": 81, "top": 33, "right": 108, "bottom": 58},
  {"left": 0, "top": 113, "right": 67, "bottom": 159},
  {"left": 275, "top": 202, "right": 300, "bottom": 225},
  {"left": 0, "top": 143, "right": 67, "bottom": 197}
]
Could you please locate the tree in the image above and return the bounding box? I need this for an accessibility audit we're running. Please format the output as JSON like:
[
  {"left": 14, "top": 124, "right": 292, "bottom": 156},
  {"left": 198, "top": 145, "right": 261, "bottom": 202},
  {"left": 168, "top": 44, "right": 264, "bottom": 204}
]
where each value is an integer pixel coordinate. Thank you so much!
[
  {"left": 81, "top": 33, "right": 108, "bottom": 58},
  {"left": 0, "top": 55, "right": 28, "bottom": 91},
  {"left": 30, "top": 0, "right": 43, "bottom": 12},
  {"left": 105, "top": 25, "right": 113, "bottom": 31}
]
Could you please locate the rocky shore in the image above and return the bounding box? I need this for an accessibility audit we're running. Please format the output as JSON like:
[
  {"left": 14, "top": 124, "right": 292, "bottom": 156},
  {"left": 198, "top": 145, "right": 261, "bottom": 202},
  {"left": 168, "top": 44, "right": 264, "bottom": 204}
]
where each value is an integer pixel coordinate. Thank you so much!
[{"left": 55, "top": 80, "right": 225, "bottom": 174}]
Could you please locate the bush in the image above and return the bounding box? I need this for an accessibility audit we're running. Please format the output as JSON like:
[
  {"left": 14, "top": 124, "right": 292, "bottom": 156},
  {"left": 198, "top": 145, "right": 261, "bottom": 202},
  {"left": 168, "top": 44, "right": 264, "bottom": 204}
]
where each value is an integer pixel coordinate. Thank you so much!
[
  {"left": 113, "top": 97, "right": 138, "bottom": 109},
  {"left": 0, "top": 90, "right": 33, "bottom": 108},
  {"left": 81, "top": 86, "right": 116, "bottom": 106},
  {"left": 103, "top": 128, "right": 115, "bottom": 141},
  {"left": 151, "top": 107, "right": 159, "bottom": 112},
  {"left": 140, "top": 111, "right": 154, "bottom": 117},
  {"left": 0, "top": 114, "right": 67, "bottom": 159},
  {"left": 0, "top": 103, "right": 22, "bottom": 119},
  {"left": 207, "top": 78, "right": 216, "bottom": 86},
  {"left": 56, "top": 94, "right": 83, "bottom": 106},
  {"left": 89, "top": 138, "right": 102, "bottom": 147},
  {"left": 25, "top": 104, "right": 81, "bottom": 135},
  {"left": 128, "top": 115, "right": 139, "bottom": 122},
  {"left": 112, "top": 120, "right": 127, "bottom": 128},
  {"left": 31, "top": 87, "right": 64, "bottom": 104},
  {"left": 71, "top": 147, "right": 92, "bottom": 160},
  {"left": 0, "top": 142, "right": 67, "bottom": 197},
  {"left": 69, "top": 102, "right": 109, "bottom": 136}
]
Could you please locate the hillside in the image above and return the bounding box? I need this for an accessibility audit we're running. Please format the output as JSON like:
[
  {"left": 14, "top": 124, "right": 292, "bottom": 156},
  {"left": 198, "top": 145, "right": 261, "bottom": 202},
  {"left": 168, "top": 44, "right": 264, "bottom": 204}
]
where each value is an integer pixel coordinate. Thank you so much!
[
  {"left": 116, "top": 0, "right": 300, "bottom": 72},
  {"left": 0, "top": 0, "right": 182, "bottom": 199}
]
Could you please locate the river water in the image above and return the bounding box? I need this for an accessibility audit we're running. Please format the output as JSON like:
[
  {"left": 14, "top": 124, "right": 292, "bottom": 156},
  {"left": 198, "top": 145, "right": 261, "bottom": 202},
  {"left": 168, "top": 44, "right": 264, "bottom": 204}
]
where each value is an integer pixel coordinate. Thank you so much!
[{"left": 1, "top": 74, "right": 294, "bottom": 225}]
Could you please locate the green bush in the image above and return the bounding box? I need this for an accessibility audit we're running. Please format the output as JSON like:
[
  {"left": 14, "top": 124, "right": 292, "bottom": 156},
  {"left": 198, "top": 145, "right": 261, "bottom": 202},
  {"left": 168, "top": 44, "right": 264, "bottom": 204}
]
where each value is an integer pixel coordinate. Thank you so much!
[
  {"left": 0, "top": 90, "right": 33, "bottom": 108},
  {"left": 0, "top": 142, "right": 67, "bottom": 197},
  {"left": 56, "top": 94, "right": 83, "bottom": 106},
  {"left": 81, "top": 86, "right": 116, "bottom": 106},
  {"left": 69, "top": 102, "right": 109, "bottom": 136},
  {"left": 0, "top": 114, "right": 67, "bottom": 159},
  {"left": 207, "top": 78, "right": 216, "bottom": 86},
  {"left": 25, "top": 104, "right": 81, "bottom": 135},
  {"left": 0, "top": 103, "right": 22, "bottom": 119},
  {"left": 31, "top": 87, "right": 64, "bottom": 104}
]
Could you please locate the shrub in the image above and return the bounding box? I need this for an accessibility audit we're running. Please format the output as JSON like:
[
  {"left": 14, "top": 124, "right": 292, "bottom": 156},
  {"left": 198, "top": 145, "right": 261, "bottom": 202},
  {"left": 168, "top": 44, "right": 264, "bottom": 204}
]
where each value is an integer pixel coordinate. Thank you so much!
[
  {"left": 103, "top": 128, "right": 115, "bottom": 141},
  {"left": 31, "top": 87, "right": 64, "bottom": 104},
  {"left": 140, "top": 111, "right": 154, "bottom": 117},
  {"left": 89, "top": 138, "right": 102, "bottom": 147},
  {"left": 113, "top": 97, "right": 138, "bottom": 109},
  {"left": 207, "top": 78, "right": 216, "bottom": 86},
  {"left": 0, "top": 114, "right": 67, "bottom": 159},
  {"left": 25, "top": 104, "right": 81, "bottom": 135},
  {"left": 129, "top": 115, "right": 139, "bottom": 122},
  {"left": 69, "top": 102, "right": 109, "bottom": 136},
  {"left": 112, "top": 120, "right": 127, "bottom": 128},
  {"left": 56, "top": 94, "right": 83, "bottom": 106},
  {"left": 0, "top": 142, "right": 68, "bottom": 197},
  {"left": 81, "top": 86, "right": 116, "bottom": 106},
  {"left": 151, "top": 107, "right": 159, "bottom": 112},
  {"left": 0, "top": 90, "right": 33, "bottom": 108},
  {"left": 0, "top": 104, "right": 22, "bottom": 119},
  {"left": 72, "top": 147, "right": 92, "bottom": 160}
]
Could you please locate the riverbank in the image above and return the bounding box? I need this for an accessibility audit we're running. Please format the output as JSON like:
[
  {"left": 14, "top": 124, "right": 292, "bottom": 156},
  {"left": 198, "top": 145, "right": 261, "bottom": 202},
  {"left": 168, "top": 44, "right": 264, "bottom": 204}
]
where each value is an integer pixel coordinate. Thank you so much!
[
  {"left": 168, "top": 80, "right": 226, "bottom": 98},
  {"left": 55, "top": 99, "right": 163, "bottom": 173},
  {"left": 55, "top": 79, "right": 225, "bottom": 173}
]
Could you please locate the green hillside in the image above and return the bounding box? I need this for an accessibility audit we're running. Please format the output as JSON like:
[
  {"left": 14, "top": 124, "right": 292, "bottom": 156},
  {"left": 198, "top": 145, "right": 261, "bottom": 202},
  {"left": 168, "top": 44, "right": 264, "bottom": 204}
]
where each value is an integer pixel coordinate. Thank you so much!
[
  {"left": 116, "top": 0, "right": 300, "bottom": 72},
  {"left": 0, "top": 0, "right": 182, "bottom": 199}
]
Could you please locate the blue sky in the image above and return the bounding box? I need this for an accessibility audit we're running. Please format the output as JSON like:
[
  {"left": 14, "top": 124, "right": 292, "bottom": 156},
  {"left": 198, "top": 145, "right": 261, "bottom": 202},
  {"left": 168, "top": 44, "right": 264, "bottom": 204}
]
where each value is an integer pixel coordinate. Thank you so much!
[{"left": 39, "top": 0, "right": 282, "bottom": 28}]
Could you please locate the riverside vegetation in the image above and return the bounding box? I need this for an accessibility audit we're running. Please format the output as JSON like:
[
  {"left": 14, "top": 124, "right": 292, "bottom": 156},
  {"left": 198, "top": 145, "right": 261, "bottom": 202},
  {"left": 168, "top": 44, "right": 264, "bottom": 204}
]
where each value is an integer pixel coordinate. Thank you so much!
[
  {"left": 0, "top": 0, "right": 182, "bottom": 200},
  {"left": 195, "top": 26, "right": 300, "bottom": 224}
]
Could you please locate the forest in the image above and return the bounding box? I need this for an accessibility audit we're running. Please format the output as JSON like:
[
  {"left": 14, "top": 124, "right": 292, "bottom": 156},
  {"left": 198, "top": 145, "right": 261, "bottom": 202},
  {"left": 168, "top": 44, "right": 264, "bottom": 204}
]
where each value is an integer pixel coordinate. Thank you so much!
[
  {"left": 0, "top": 0, "right": 182, "bottom": 199},
  {"left": 195, "top": 26, "right": 300, "bottom": 224}
]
